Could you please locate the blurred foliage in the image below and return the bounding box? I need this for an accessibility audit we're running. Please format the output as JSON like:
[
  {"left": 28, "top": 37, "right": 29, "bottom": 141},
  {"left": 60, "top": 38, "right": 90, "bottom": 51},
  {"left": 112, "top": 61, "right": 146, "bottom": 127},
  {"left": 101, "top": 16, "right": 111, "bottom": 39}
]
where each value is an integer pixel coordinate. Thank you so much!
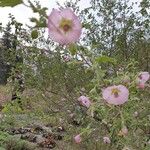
[{"left": 0, "top": 0, "right": 23, "bottom": 7}]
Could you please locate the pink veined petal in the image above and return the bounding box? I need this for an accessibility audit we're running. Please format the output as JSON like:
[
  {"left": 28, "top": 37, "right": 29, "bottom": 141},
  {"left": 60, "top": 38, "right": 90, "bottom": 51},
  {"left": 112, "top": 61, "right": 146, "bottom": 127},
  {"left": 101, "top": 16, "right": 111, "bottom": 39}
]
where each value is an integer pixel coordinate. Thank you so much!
[
  {"left": 102, "top": 86, "right": 114, "bottom": 101},
  {"left": 110, "top": 85, "right": 129, "bottom": 105},
  {"left": 65, "top": 13, "right": 82, "bottom": 43},
  {"left": 64, "top": 22, "right": 82, "bottom": 44},
  {"left": 48, "top": 9, "right": 67, "bottom": 44},
  {"left": 61, "top": 11, "right": 82, "bottom": 44},
  {"left": 72, "top": 16, "right": 82, "bottom": 30},
  {"left": 48, "top": 29, "right": 67, "bottom": 45},
  {"left": 48, "top": 9, "right": 62, "bottom": 28},
  {"left": 60, "top": 8, "right": 77, "bottom": 20},
  {"left": 65, "top": 29, "right": 82, "bottom": 44}
]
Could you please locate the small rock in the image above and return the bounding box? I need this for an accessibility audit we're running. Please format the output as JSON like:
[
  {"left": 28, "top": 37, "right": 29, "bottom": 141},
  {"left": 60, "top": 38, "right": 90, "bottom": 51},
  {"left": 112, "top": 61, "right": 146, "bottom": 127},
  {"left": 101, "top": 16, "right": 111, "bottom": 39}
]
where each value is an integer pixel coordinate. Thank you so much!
[
  {"left": 8, "top": 128, "right": 20, "bottom": 135},
  {"left": 57, "top": 126, "right": 65, "bottom": 132},
  {"left": 33, "top": 125, "right": 44, "bottom": 133},
  {"left": 54, "top": 134, "right": 63, "bottom": 141},
  {"left": 45, "top": 123, "right": 53, "bottom": 128},
  {"left": 42, "top": 133, "right": 53, "bottom": 138},
  {"left": 36, "top": 135, "right": 45, "bottom": 144},
  {"left": 38, "top": 138, "right": 56, "bottom": 149},
  {"left": 18, "top": 127, "right": 31, "bottom": 134},
  {"left": 14, "top": 134, "right": 22, "bottom": 139},
  {"left": 42, "top": 126, "right": 52, "bottom": 133},
  {"left": 21, "top": 133, "right": 37, "bottom": 143}
]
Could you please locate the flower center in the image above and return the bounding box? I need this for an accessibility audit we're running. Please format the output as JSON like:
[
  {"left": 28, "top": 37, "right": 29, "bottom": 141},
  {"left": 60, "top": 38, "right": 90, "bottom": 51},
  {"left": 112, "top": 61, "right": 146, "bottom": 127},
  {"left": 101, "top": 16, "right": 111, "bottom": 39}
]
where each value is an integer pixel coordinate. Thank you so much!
[
  {"left": 59, "top": 18, "right": 72, "bottom": 33},
  {"left": 111, "top": 88, "right": 120, "bottom": 97}
]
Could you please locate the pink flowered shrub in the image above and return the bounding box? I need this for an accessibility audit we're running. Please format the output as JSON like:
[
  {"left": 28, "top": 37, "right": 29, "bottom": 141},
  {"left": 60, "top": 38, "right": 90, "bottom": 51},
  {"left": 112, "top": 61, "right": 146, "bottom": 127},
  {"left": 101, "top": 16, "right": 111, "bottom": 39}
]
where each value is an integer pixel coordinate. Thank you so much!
[{"left": 8, "top": 1, "right": 149, "bottom": 149}]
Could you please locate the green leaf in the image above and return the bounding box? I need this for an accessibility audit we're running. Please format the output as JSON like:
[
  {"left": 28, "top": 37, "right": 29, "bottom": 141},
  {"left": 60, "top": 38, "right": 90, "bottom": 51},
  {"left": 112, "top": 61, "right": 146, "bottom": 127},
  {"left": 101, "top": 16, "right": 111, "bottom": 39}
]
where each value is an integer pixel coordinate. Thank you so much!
[
  {"left": 31, "top": 30, "right": 38, "bottom": 39},
  {"left": 95, "top": 56, "right": 117, "bottom": 64},
  {"left": 0, "top": 0, "right": 23, "bottom": 7},
  {"left": 30, "top": 17, "right": 38, "bottom": 23},
  {"left": 82, "top": 23, "right": 91, "bottom": 29},
  {"left": 35, "top": 19, "right": 47, "bottom": 28},
  {"left": 68, "top": 44, "right": 78, "bottom": 56}
]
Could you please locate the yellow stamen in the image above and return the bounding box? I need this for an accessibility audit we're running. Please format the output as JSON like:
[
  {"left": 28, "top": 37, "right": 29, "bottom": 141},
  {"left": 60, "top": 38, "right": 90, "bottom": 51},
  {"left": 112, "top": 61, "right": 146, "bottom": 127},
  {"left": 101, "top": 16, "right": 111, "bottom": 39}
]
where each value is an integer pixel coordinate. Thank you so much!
[
  {"left": 111, "top": 88, "right": 120, "bottom": 97},
  {"left": 59, "top": 18, "right": 72, "bottom": 33}
]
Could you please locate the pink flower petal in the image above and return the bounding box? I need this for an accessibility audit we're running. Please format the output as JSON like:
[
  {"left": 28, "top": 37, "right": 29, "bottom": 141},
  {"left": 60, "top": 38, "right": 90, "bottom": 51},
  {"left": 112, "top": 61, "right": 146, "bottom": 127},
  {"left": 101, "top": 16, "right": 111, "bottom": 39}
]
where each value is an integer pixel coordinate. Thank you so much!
[
  {"left": 60, "top": 8, "right": 77, "bottom": 20},
  {"left": 48, "top": 9, "right": 62, "bottom": 28},
  {"left": 137, "top": 82, "right": 145, "bottom": 89},
  {"left": 48, "top": 30, "right": 66, "bottom": 45},
  {"left": 66, "top": 29, "right": 82, "bottom": 43},
  {"left": 78, "top": 96, "right": 91, "bottom": 108},
  {"left": 102, "top": 85, "right": 129, "bottom": 105},
  {"left": 103, "top": 136, "right": 111, "bottom": 144},
  {"left": 74, "top": 134, "right": 81, "bottom": 143}
]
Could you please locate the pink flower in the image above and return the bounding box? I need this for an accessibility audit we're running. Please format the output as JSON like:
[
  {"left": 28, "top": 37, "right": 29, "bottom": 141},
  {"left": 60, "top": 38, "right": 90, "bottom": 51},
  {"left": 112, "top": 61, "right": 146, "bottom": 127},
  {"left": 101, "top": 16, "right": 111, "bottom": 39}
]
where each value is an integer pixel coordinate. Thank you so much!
[
  {"left": 74, "top": 134, "right": 81, "bottom": 143},
  {"left": 103, "top": 136, "right": 111, "bottom": 144},
  {"left": 63, "top": 55, "right": 71, "bottom": 62},
  {"left": 137, "top": 72, "right": 149, "bottom": 89},
  {"left": 78, "top": 96, "right": 91, "bottom": 108},
  {"left": 137, "top": 82, "right": 145, "bottom": 89},
  {"left": 138, "top": 72, "right": 150, "bottom": 83},
  {"left": 102, "top": 85, "right": 129, "bottom": 105},
  {"left": 48, "top": 8, "right": 82, "bottom": 45}
]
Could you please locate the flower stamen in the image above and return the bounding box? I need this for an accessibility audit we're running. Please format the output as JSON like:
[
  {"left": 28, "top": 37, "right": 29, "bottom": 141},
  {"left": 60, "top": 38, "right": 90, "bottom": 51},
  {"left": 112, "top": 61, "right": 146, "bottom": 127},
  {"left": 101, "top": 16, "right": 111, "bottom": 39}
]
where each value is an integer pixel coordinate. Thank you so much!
[
  {"left": 111, "top": 88, "right": 120, "bottom": 97},
  {"left": 59, "top": 18, "right": 72, "bottom": 33}
]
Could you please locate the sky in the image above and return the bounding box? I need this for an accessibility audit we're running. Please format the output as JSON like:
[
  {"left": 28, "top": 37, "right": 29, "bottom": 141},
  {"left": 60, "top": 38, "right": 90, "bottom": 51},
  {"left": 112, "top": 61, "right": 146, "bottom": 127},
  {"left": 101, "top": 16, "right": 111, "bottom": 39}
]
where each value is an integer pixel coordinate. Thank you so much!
[
  {"left": 0, "top": 0, "right": 62, "bottom": 26},
  {"left": 0, "top": 0, "right": 89, "bottom": 26},
  {"left": 0, "top": 0, "right": 141, "bottom": 27}
]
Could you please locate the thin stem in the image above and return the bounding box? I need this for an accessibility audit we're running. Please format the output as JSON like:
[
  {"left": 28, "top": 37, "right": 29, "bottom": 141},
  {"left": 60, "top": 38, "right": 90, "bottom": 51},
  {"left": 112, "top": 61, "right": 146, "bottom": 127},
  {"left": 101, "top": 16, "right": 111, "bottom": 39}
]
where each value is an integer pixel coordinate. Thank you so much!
[{"left": 119, "top": 106, "right": 125, "bottom": 126}]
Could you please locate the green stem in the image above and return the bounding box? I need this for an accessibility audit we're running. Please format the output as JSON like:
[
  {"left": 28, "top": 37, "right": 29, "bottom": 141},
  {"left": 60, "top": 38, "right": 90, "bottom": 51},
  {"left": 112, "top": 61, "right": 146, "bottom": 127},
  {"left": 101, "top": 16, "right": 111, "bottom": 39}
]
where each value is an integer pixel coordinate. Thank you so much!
[{"left": 119, "top": 106, "right": 125, "bottom": 126}]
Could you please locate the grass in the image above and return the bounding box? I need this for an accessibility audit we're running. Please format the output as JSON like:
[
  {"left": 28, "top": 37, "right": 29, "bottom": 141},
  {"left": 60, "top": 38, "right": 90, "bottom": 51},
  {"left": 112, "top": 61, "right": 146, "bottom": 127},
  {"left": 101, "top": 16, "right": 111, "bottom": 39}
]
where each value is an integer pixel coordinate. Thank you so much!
[{"left": 0, "top": 85, "right": 150, "bottom": 150}]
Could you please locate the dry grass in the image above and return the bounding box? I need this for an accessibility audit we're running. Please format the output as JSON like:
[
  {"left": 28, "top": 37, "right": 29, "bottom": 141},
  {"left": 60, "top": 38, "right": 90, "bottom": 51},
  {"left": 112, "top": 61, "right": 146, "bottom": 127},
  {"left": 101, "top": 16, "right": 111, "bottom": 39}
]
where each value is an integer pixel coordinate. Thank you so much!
[{"left": 0, "top": 85, "right": 11, "bottom": 106}]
